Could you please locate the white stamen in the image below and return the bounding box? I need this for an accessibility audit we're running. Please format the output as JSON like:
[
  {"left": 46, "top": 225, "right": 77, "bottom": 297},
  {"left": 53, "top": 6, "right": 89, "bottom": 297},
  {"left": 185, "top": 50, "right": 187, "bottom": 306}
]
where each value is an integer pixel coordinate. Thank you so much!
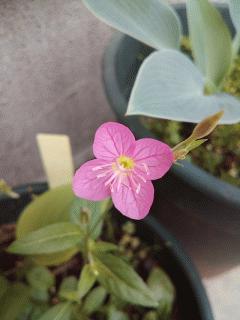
[
  {"left": 136, "top": 184, "right": 141, "bottom": 194},
  {"left": 133, "top": 170, "right": 147, "bottom": 183},
  {"left": 117, "top": 175, "right": 122, "bottom": 191},
  {"left": 92, "top": 163, "right": 113, "bottom": 171},
  {"left": 105, "top": 172, "right": 118, "bottom": 187},
  {"left": 143, "top": 163, "right": 150, "bottom": 175},
  {"left": 128, "top": 174, "right": 142, "bottom": 194}
]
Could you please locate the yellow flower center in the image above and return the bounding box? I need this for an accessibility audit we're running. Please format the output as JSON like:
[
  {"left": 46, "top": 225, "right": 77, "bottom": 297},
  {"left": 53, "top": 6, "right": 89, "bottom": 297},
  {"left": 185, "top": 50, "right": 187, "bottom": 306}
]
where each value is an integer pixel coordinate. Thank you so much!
[{"left": 117, "top": 155, "right": 135, "bottom": 170}]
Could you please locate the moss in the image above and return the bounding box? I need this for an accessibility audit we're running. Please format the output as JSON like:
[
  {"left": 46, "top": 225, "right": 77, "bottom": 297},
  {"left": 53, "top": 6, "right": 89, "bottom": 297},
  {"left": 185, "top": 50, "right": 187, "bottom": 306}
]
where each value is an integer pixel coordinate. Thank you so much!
[{"left": 141, "top": 40, "right": 240, "bottom": 187}]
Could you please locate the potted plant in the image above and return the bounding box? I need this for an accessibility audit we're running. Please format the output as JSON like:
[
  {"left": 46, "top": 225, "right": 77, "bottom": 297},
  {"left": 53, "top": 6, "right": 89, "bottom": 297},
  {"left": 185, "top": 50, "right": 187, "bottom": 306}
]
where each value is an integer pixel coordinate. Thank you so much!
[
  {"left": 0, "top": 120, "right": 219, "bottom": 320},
  {"left": 82, "top": 0, "right": 240, "bottom": 235},
  {"left": 0, "top": 183, "right": 214, "bottom": 320}
]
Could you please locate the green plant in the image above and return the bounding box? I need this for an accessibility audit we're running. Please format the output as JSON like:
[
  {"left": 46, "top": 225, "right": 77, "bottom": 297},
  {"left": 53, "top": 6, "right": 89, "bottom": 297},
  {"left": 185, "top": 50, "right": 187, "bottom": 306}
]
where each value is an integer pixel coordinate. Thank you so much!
[
  {"left": 1, "top": 187, "right": 175, "bottom": 320},
  {"left": 83, "top": 0, "right": 240, "bottom": 124}
]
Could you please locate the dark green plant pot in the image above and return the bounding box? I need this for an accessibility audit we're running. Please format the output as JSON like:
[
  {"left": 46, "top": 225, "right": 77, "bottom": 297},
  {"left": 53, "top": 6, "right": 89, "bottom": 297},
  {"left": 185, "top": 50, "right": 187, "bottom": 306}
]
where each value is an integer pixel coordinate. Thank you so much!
[
  {"left": 102, "top": 3, "right": 240, "bottom": 236},
  {"left": 0, "top": 183, "right": 213, "bottom": 320}
]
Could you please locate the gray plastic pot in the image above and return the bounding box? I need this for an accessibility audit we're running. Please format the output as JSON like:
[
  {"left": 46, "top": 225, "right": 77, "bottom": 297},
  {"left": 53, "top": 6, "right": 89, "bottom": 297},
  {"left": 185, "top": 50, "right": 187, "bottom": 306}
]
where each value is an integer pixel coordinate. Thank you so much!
[
  {"left": 0, "top": 183, "right": 213, "bottom": 320},
  {"left": 102, "top": 3, "right": 240, "bottom": 236}
]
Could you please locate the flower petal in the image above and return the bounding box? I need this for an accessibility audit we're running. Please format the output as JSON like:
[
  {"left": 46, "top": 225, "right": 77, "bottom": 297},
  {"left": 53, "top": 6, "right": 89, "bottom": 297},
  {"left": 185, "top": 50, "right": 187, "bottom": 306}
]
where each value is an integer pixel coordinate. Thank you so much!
[
  {"left": 73, "top": 159, "right": 111, "bottom": 201},
  {"left": 93, "top": 122, "right": 136, "bottom": 160},
  {"left": 112, "top": 181, "right": 154, "bottom": 220},
  {"left": 133, "top": 138, "right": 173, "bottom": 180}
]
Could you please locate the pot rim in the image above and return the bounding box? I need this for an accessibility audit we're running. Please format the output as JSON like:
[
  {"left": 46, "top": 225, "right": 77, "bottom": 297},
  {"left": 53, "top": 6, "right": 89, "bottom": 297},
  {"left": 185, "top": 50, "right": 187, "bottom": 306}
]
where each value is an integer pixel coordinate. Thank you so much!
[
  {"left": 0, "top": 182, "right": 214, "bottom": 320},
  {"left": 102, "top": 3, "right": 240, "bottom": 209}
]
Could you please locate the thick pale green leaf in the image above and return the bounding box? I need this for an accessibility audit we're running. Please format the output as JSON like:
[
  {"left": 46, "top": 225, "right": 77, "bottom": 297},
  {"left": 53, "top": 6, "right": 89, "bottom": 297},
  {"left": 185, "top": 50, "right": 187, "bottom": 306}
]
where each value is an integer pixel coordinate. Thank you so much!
[
  {"left": 92, "top": 252, "right": 158, "bottom": 307},
  {"left": 186, "top": 0, "right": 232, "bottom": 86},
  {"left": 229, "top": 0, "right": 240, "bottom": 54},
  {"left": 82, "top": 287, "right": 107, "bottom": 315},
  {"left": 83, "top": 0, "right": 181, "bottom": 50},
  {"left": 147, "top": 267, "right": 175, "bottom": 317},
  {"left": 38, "top": 302, "right": 73, "bottom": 320},
  {"left": 8, "top": 222, "right": 82, "bottom": 255},
  {"left": 70, "top": 197, "right": 112, "bottom": 240},
  {"left": 0, "top": 283, "right": 30, "bottom": 320},
  {"left": 59, "top": 276, "right": 78, "bottom": 301},
  {"left": 16, "top": 185, "right": 78, "bottom": 266},
  {"left": 78, "top": 264, "right": 96, "bottom": 299},
  {"left": 229, "top": 0, "right": 240, "bottom": 31},
  {"left": 127, "top": 50, "right": 240, "bottom": 124},
  {"left": 26, "top": 266, "right": 55, "bottom": 290}
]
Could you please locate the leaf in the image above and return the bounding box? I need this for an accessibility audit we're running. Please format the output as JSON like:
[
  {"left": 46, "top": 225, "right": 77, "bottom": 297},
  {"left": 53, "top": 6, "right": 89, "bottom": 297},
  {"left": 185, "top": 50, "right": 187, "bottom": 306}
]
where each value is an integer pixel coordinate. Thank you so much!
[
  {"left": 143, "top": 311, "right": 158, "bottom": 320},
  {"left": 127, "top": 50, "right": 240, "bottom": 124},
  {"left": 92, "top": 241, "right": 118, "bottom": 253},
  {"left": 59, "top": 276, "right": 78, "bottom": 302},
  {"left": 147, "top": 267, "right": 175, "bottom": 317},
  {"left": 78, "top": 264, "right": 96, "bottom": 299},
  {"left": 0, "top": 275, "right": 8, "bottom": 299},
  {"left": 0, "top": 179, "right": 19, "bottom": 198},
  {"left": 83, "top": 0, "right": 182, "bottom": 50},
  {"left": 70, "top": 197, "right": 112, "bottom": 240},
  {"left": 186, "top": 0, "right": 232, "bottom": 87},
  {"left": 8, "top": 222, "right": 82, "bottom": 255},
  {"left": 26, "top": 266, "right": 55, "bottom": 291},
  {"left": 16, "top": 185, "right": 77, "bottom": 266},
  {"left": 38, "top": 302, "right": 73, "bottom": 320},
  {"left": 229, "top": 0, "right": 240, "bottom": 32},
  {"left": 82, "top": 287, "right": 107, "bottom": 315},
  {"left": 0, "top": 283, "right": 30, "bottom": 320},
  {"left": 92, "top": 252, "right": 158, "bottom": 307},
  {"left": 229, "top": 0, "right": 240, "bottom": 54},
  {"left": 108, "top": 306, "right": 129, "bottom": 320}
]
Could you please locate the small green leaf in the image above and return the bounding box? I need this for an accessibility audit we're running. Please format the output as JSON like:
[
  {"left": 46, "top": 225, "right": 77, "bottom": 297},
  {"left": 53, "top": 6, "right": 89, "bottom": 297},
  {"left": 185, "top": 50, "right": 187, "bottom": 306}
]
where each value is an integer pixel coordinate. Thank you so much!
[
  {"left": 92, "top": 241, "right": 118, "bottom": 253},
  {"left": 16, "top": 185, "right": 77, "bottom": 266},
  {"left": 59, "top": 276, "right": 78, "bottom": 302},
  {"left": 0, "top": 283, "right": 30, "bottom": 320},
  {"left": 82, "top": 287, "right": 107, "bottom": 315},
  {"left": 70, "top": 197, "right": 112, "bottom": 240},
  {"left": 83, "top": 0, "right": 182, "bottom": 50},
  {"left": 108, "top": 306, "right": 129, "bottom": 320},
  {"left": 26, "top": 266, "right": 55, "bottom": 291},
  {"left": 8, "top": 222, "right": 82, "bottom": 255},
  {"left": 147, "top": 267, "right": 175, "bottom": 317},
  {"left": 38, "top": 302, "right": 73, "bottom": 320},
  {"left": 0, "top": 275, "right": 8, "bottom": 299},
  {"left": 78, "top": 264, "right": 96, "bottom": 299},
  {"left": 92, "top": 252, "right": 158, "bottom": 307},
  {"left": 0, "top": 179, "right": 19, "bottom": 198},
  {"left": 186, "top": 0, "right": 232, "bottom": 87},
  {"left": 143, "top": 311, "right": 159, "bottom": 320}
]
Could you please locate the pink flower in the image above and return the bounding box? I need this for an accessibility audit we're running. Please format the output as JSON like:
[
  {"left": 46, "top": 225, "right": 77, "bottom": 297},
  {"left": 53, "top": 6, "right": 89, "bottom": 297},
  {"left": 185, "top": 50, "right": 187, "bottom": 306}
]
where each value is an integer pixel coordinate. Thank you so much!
[{"left": 73, "top": 122, "right": 173, "bottom": 220}]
